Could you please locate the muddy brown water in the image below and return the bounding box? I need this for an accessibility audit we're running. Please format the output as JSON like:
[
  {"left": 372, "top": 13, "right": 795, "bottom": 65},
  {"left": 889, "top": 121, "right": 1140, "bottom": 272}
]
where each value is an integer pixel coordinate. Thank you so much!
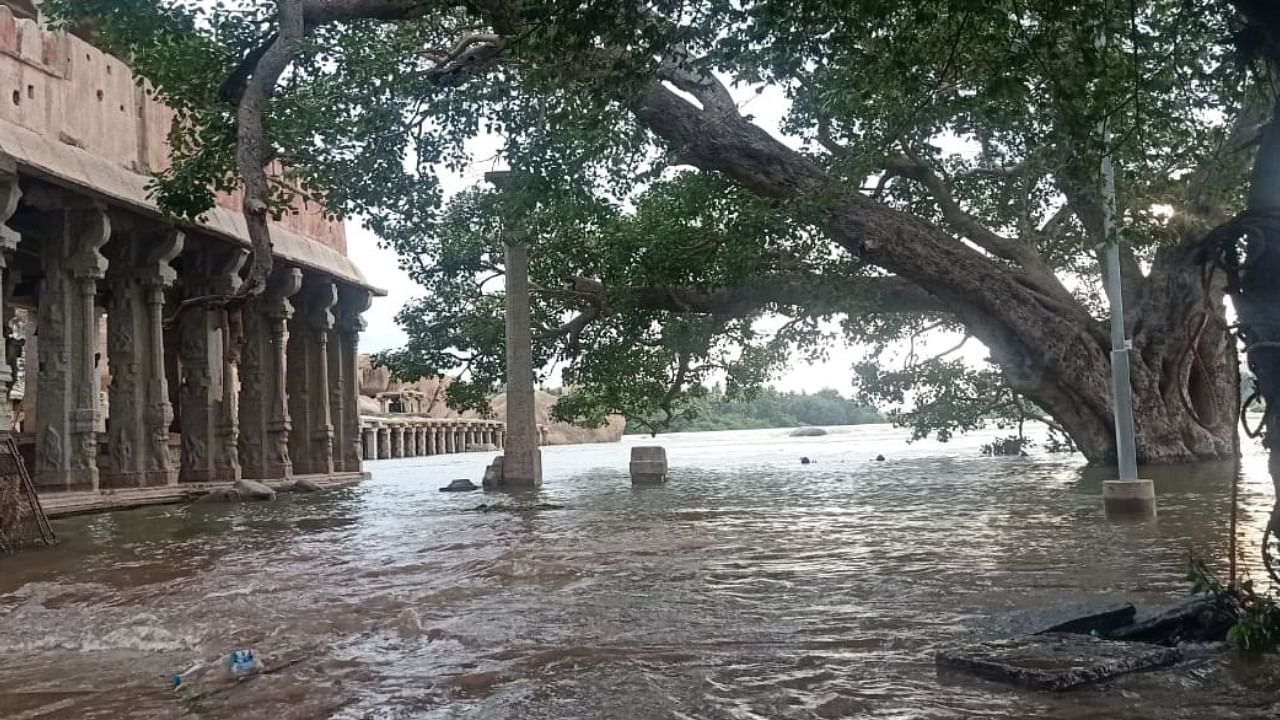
[{"left": 0, "top": 425, "right": 1277, "bottom": 719}]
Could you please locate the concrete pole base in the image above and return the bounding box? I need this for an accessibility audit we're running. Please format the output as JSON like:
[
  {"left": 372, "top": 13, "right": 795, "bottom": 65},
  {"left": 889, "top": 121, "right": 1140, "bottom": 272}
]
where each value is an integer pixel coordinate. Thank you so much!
[{"left": 1103, "top": 479, "right": 1156, "bottom": 518}]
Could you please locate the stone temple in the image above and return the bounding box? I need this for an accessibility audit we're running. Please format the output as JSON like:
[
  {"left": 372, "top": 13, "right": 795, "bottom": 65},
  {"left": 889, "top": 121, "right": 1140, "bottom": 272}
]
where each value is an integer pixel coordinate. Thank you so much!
[{"left": 0, "top": 3, "right": 382, "bottom": 511}]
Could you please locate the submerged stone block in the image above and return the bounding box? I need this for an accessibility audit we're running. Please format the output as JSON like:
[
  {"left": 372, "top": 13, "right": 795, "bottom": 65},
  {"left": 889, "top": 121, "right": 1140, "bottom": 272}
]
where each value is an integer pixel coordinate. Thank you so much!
[
  {"left": 630, "top": 446, "right": 668, "bottom": 485},
  {"left": 1109, "top": 596, "right": 1236, "bottom": 645},
  {"left": 936, "top": 633, "right": 1182, "bottom": 692},
  {"left": 994, "top": 600, "right": 1136, "bottom": 636}
]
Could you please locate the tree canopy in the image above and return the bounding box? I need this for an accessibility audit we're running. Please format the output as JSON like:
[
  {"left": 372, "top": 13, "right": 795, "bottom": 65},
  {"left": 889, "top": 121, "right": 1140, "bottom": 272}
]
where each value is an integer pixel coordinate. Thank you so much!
[{"left": 46, "top": 0, "right": 1274, "bottom": 460}]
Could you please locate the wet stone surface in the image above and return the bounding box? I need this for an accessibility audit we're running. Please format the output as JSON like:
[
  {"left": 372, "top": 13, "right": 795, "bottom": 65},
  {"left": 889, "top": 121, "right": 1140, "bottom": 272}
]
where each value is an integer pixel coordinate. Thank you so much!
[
  {"left": 992, "top": 600, "right": 1137, "bottom": 636},
  {"left": 936, "top": 634, "right": 1184, "bottom": 691}
]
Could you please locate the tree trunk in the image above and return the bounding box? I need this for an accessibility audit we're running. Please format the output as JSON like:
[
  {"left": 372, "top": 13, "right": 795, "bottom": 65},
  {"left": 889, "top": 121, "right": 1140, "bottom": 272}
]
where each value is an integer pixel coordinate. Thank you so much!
[
  {"left": 1006, "top": 241, "right": 1239, "bottom": 465},
  {"left": 631, "top": 81, "right": 1240, "bottom": 466}
]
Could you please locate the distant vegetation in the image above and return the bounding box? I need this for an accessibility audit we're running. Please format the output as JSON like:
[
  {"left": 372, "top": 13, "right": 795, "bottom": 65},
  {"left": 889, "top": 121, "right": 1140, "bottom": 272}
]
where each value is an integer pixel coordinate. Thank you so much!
[{"left": 625, "top": 386, "right": 883, "bottom": 435}]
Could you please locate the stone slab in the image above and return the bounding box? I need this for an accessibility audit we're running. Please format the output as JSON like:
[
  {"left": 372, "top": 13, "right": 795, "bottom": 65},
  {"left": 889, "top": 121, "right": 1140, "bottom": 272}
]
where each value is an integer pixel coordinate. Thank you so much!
[
  {"left": 936, "top": 633, "right": 1183, "bottom": 692},
  {"left": 993, "top": 600, "right": 1136, "bottom": 636},
  {"left": 1110, "top": 596, "right": 1236, "bottom": 644},
  {"left": 38, "top": 472, "right": 368, "bottom": 517}
]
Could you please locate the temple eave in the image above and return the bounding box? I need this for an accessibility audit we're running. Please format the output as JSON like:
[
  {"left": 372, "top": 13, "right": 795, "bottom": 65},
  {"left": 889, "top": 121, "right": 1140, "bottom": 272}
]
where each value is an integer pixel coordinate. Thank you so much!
[{"left": 0, "top": 120, "right": 385, "bottom": 297}]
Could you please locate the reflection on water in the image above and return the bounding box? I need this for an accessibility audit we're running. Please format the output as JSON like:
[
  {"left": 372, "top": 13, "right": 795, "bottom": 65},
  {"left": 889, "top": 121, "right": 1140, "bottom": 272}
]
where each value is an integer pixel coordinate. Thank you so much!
[{"left": 0, "top": 425, "right": 1277, "bottom": 719}]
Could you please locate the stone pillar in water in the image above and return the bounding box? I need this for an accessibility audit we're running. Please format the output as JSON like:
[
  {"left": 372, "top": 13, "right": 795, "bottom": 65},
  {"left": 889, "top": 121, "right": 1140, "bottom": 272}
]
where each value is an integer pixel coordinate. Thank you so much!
[
  {"left": 287, "top": 279, "right": 337, "bottom": 476},
  {"left": 630, "top": 446, "right": 669, "bottom": 485},
  {"left": 103, "top": 225, "right": 182, "bottom": 488},
  {"left": 500, "top": 241, "right": 542, "bottom": 488},
  {"left": 334, "top": 288, "right": 370, "bottom": 473},
  {"left": 0, "top": 166, "right": 22, "bottom": 435},
  {"left": 177, "top": 246, "right": 246, "bottom": 484},
  {"left": 239, "top": 267, "right": 301, "bottom": 480},
  {"left": 36, "top": 209, "right": 108, "bottom": 491}
]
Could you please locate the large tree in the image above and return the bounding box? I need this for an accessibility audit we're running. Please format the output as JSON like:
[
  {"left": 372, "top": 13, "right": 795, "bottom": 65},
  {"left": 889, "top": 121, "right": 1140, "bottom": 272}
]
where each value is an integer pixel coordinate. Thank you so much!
[{"left": 49, "top": 0, "right": 1272, "bottom": 464}]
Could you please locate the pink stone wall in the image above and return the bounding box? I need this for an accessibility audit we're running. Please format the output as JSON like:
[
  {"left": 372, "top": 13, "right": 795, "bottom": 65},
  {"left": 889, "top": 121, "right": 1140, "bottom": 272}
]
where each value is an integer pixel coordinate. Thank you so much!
[{"left": 0, "top": 6, "right": 347, "bottom": 254}]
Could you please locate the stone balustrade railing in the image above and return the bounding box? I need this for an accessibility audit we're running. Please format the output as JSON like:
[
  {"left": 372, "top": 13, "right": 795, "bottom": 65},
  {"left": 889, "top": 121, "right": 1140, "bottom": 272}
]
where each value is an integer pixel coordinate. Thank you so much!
[{"left": 358, "top": 417, "right": 549, "bottom": 461}]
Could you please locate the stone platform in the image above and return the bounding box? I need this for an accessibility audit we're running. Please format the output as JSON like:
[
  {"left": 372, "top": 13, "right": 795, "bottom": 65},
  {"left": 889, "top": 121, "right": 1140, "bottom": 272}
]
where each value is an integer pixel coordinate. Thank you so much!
[
  {"left": 936, "top": 633, "right": 1183, "bottom": 691},
  {"left": 37, "top": 472, "right": 368, "bottom": 517}
]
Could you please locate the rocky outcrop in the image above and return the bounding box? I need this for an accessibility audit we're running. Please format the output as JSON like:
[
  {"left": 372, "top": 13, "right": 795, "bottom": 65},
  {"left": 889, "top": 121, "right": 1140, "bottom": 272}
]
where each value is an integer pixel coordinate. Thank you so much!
[
  {"left": 440, "top": 478, "right": 479, "bottom": 492},
  {"left": 193, "top": 486, "right": 240, "bottom": 503},
  {"left": 234, "top": 478, "right": 276, "bottom": 501},
  {"left": 789, "top": 427, "right": 828, "bottom": 437},
  {"left": 490, "top": 390, "right": 625, "bottom": 445}
]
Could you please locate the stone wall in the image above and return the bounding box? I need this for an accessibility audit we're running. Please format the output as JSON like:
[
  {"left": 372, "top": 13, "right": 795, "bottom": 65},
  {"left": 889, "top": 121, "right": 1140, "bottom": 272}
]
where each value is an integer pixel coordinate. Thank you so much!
[{"left": 0, "top": 5, "right": 346, "bottom": 254}]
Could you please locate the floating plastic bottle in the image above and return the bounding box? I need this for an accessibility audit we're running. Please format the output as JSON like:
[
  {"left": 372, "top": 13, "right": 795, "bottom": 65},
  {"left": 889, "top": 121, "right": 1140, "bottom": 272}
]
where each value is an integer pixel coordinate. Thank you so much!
[{"left": 173, "top": 649, "right": 261, "bottom": 692}]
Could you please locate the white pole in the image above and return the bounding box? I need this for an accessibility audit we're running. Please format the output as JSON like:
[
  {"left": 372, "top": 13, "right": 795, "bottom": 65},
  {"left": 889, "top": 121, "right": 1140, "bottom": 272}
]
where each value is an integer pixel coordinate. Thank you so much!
[
  {"left": 1100, "top": 138, "right": 1139, "bottom": 482},
  {"left": 1097, "top": 10, "right": 1153, "bottom": 515}
]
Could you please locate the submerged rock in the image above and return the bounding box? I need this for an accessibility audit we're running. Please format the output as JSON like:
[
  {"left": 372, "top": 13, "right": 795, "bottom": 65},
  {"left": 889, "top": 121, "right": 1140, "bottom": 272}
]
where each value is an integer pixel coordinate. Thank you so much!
[
  {"left": 234, "top": 478, "right": 277, "bottom": 501},
  {"left": 936, "top": 633, "right": 1183, "bottom": 691},
  {"left": 467, "top": 502, "right": 565, "bottom": 512},
  {"left": 193, "top": 487, "right": 240, "bottom": 504},
  {"left": 789, "top": 427, "right": 828, "bottom": 437},
  {"left": 800, "top": 457, "right": 812, "bottom": 465},
  {"left": 994, "top": 600, "right": 1136, "bottom": 636},
  {"left": 875, "top": 455, "right": 886, "bottom": 462},
  {"left": 290, "top": 478, "right": 324, "bottom": 493},
  {"left": 1110, "top": 596, "right": 1237, "bottom": 645},
  {"left": 441, "top": 478, "right": 479, "bottom": 492}
]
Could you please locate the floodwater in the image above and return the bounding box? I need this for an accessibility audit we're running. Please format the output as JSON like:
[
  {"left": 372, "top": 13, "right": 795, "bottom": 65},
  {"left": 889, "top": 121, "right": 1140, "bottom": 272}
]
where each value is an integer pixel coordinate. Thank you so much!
[{"left": 1, "top": 425, "right": 1278, "bottom": 719}]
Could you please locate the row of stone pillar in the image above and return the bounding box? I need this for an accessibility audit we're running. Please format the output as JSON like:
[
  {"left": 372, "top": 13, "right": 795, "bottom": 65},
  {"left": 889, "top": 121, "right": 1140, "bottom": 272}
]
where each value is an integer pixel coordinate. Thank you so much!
[
  {"left": 358, "top": 422, "right": 555, "bottom": 461},
  {"left": 360, "top": 422, "right": 509, "bottom": 461},
  {"left": 0, "top": 184, "right": 371, "bottom": 491}
]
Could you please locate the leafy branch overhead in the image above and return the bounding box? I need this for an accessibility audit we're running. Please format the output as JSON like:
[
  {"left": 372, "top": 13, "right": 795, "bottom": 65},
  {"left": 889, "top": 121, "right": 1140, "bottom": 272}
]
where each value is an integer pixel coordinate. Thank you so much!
[{"left": 47, "top": 0, "right": 1276, "bottom": 461}]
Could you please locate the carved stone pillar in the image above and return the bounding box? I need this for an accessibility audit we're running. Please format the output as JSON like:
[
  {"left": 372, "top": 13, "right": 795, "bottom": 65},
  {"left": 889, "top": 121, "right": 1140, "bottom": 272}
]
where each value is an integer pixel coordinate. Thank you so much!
[
  {"left": 239, "top": 267, "right": 301, "bottom": 480},
  {"left": 333, "top": 288, "right": 369, "bottom": 473},
  {"left": 362, "top": 427, "right": 376, "bottom": 460},
  {"left": 377, "top": 426, "right": 390, "bottom": 459},
  {"left": 442, "top": 424, "right": 454, "bottom": 453},
  {"left": 177, "top": 247, "right": 246, "bottom": 484},
  {"left": 103, "top": 227, "right": 182, "bottom": 488},
  {"left": 0, "top": 168, "right": 20, "bottom": 434},
  {"left": 496, "top": 427, "right": 505, "bottom": 449},
  {"left": 35, "top": 209, "right": 108, "bottom": 491},
  {"left": 288, "top": 280, "right": 337, "bottom": 476}
]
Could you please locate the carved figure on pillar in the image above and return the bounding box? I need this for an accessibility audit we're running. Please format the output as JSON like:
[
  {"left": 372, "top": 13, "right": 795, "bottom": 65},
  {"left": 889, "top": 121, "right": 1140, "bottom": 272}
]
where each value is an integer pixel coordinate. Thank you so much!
[
  {"left": 239, "top": 267, "right": 301, "bottom": 480},
  {"left": 35, "top": 208, "right": 108, "bottom": 491},
  {"left": 177, "top": 246, "right": 246, "bottom": 483}
]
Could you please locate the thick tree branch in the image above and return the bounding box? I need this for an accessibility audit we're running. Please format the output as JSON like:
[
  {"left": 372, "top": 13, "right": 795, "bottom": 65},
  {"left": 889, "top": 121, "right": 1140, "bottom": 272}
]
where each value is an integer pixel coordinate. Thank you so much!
[{"left": 881, "top": 153, "right": 1071, "bottom": 299}]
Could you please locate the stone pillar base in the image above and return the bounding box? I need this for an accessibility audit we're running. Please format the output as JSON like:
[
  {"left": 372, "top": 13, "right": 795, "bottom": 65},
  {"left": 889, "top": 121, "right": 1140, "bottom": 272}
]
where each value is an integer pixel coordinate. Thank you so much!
[
  {"left": 1103, "top": 479, "right": 1156, "bottom": 518},
  {"left": 495, "top": 449, "right": 541, "bottom": 490},
  {"left": 100, "top": 470, "right": 174, "bottom": 489},
  {"left": 630, "top": 446, "right": 669, "bottom": 485}
]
